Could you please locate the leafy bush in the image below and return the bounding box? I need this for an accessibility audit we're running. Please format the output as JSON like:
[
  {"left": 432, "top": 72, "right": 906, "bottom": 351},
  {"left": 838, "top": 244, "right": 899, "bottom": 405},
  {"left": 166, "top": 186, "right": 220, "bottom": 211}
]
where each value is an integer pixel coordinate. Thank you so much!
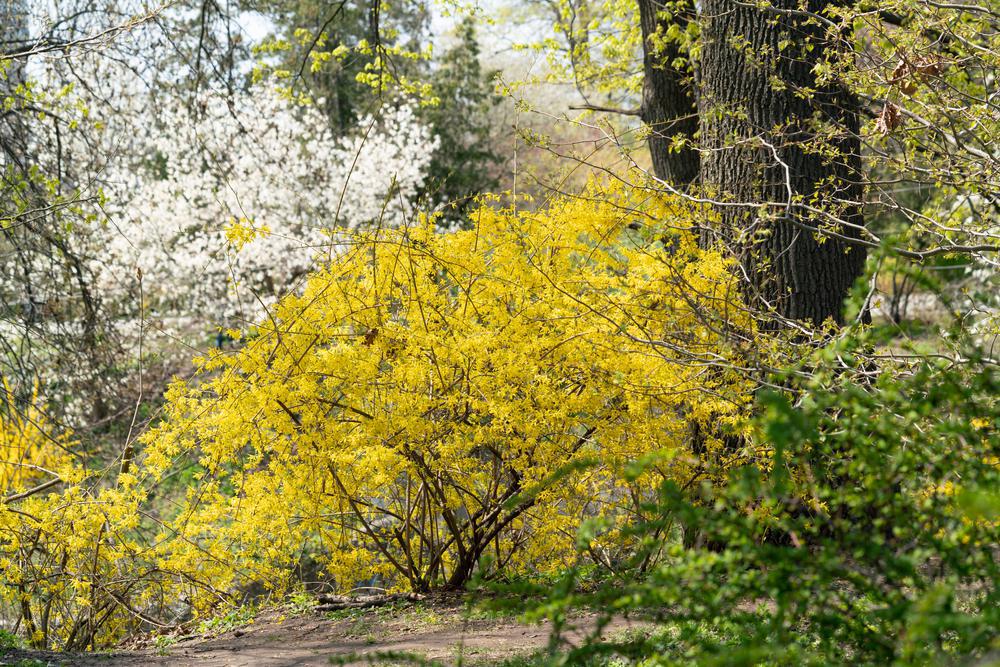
[
  {"left": 0, "top": 628, "right": 21, "bottom": 650},
  {"left": 522, "top": 346, "right": 1000, "bottom": 665}
]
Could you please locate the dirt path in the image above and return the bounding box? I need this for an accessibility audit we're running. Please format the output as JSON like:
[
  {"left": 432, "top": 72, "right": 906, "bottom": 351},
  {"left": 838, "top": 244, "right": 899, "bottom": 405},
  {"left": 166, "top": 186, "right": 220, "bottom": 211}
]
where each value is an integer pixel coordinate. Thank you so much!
[{"left": 1, "top": 600, "right": 646, "bottom": 666}]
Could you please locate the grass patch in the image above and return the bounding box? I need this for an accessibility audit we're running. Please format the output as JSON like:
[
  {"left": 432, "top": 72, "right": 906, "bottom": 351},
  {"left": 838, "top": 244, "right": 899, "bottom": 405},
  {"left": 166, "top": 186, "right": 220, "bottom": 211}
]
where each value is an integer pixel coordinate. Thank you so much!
[{"left": 196, "top": 605, "right": 257, "bottom": 636}]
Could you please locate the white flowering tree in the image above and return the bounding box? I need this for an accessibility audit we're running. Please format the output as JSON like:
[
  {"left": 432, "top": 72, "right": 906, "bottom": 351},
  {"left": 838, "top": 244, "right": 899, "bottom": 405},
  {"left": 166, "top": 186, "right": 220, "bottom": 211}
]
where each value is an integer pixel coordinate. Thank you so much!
[
  {"left": 3, "top": 37, "right": 439, "bottom": 423},
  {"left": 98, "top": 84, "right": 439, "bottom": 327},
  {"left": 3, "top": 7, "right": 442, "bottom": 425}
]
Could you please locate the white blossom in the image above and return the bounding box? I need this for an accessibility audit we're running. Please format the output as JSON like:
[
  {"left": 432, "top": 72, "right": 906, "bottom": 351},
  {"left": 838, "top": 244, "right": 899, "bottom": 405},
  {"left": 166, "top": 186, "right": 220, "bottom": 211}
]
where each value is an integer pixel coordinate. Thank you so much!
[{"left": 99, "top": 84, "right": 439, "bottom": 325}]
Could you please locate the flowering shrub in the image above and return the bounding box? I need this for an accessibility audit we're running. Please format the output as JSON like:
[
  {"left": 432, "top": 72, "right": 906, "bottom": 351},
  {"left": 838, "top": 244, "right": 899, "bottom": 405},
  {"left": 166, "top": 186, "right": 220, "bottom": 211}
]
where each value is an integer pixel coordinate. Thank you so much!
[
  {"left": 0, "top": 390, "right": 108, "bottom": 650},
  {"left": 0, "top": 385, "right": 74, "bottom": 496},
  {"left": 135, "top": 179, "right": 753, "bottom": 602},
  {"left": 2, "top": 181, "right": 755, "bottom": 646}
]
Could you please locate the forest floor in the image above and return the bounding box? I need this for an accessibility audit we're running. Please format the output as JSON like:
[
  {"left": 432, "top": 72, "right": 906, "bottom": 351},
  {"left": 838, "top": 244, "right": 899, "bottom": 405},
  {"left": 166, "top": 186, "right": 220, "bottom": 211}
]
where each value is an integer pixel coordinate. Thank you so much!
[{"left": 0, "top": 596, "right": 645, "bottom": 666}]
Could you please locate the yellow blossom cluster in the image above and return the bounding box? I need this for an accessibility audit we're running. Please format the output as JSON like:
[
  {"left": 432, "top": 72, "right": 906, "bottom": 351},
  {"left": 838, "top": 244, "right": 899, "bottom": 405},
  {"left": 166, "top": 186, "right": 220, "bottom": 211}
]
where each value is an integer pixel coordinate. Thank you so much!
[
  {"left": 138, "top": 179, "right": 756, "bottom": 600},
  {"left": 0, "top": 388, "right": 141, "bottom": 650},
  {"left": 2, "top": 180, "right": 759, "bottom": 647},
  {"left": 0, "top": 383, "right": 72, "bottom": 494}
]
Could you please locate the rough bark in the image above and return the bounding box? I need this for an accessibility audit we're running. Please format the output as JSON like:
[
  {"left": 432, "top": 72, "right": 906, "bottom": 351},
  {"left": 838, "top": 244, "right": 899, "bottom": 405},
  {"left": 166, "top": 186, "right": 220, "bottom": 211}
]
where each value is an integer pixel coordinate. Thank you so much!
[
  {"left": 698, "top": 0, "right": 867, "bottom": 326},
  {"left": 638, "top": 0, "right": 699, "bottom": 187}
]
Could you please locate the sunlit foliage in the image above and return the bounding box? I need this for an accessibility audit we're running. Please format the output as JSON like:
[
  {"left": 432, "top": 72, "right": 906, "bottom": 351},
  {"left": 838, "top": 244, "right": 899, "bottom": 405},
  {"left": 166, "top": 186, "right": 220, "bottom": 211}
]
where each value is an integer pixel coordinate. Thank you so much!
[
  {"left": 522, "top": 348, "right": 1000, "bottom": 665},
  {"left": 1, "top": 180, "right": 756, "bottom": 646},
  {"left": 137, "top": 178, "right": 752, "bottom": 600}
]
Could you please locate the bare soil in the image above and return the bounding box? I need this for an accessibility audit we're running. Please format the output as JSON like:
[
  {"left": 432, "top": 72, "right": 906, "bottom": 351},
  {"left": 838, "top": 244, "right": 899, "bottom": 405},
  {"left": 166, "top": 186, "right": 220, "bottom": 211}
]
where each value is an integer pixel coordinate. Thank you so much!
[{"left": 0, "top": 598, "right": 645, "bottom": 666}]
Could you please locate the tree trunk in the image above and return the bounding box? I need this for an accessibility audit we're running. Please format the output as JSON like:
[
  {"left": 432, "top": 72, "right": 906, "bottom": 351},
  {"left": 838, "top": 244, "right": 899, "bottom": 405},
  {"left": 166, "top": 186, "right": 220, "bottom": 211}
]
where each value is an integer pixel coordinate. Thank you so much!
[
  {"left": 698, "top": 0, "right": 867, "bottom": 326},
  {"left": 638, "top": 0, "right": 698, "bottom": 187}
]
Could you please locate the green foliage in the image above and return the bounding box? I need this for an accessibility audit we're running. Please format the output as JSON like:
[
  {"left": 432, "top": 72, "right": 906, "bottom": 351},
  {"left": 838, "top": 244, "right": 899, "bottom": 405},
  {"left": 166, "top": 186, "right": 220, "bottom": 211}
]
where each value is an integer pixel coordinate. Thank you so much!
[
  {"left": 195, "top": 605, "right": 257, "bottom": 637},
  {"left": 152, "top": 633, "right": 179, "bottom": 656},
  {"left": 514, "top": 347, "right": 1000, "bottom": 665},
  {"left": 284, "top": 590, "right": 319, "bottom": 616},
  {"left": 0, "top": 628, "right": 22, "bottom": 651}
]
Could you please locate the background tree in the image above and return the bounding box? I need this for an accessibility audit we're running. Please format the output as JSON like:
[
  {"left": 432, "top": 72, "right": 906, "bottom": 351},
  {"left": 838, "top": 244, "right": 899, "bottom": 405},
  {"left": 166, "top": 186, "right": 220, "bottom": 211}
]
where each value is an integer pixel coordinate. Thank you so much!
[
  {"left": 531, "top": 0, "right": 999, "bottom": 330},
  {"left": 697, "top": 1, "right": 868, "bottom": 326},
  {"left": 247, "top": 0, "right": 400, "bottom": 130},
  {"left": 250, "top": 1, "right": 501, "bottom": 222},
  {"left": 637, "top": 0, "right": 697, "bottom": 186},
  {"left": 97, "top": 83, "right": 438, "bottom": 327},
  {"left": 419, "top": 17, "right": 502, "bottom": 223}
]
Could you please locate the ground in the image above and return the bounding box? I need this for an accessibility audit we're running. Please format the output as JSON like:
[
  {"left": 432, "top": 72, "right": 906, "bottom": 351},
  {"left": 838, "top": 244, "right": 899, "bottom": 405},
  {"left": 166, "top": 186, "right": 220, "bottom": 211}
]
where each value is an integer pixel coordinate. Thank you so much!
[{"left": 0, "top": 597, "right": 646, "bottom": 666}]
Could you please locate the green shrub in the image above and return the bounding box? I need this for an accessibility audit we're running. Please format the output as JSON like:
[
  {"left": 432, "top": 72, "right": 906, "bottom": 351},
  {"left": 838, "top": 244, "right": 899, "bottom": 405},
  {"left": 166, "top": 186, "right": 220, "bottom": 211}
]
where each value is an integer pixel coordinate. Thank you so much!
[
  {"left": 515, "top": 349, "right": 1000, "bottom": 665},
  {"left": 0, "top": 629, "right": 22, "bottom": 651}
]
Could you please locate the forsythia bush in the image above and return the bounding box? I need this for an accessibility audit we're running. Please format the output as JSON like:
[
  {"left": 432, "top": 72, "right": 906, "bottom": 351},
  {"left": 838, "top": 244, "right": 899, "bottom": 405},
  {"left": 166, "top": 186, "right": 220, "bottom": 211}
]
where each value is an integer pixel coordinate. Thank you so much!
[
  {"left": 136, "top": 180, "right": 754, "bottom": 604},
  {"left": 0, "top": 385, "right": 73, "bottom": 494},
  {"left": 0, "top": 389, "right": 140, "bottom": 650},
  {"left": 1, "top": 181, "right": 757, "bottom": 646}
]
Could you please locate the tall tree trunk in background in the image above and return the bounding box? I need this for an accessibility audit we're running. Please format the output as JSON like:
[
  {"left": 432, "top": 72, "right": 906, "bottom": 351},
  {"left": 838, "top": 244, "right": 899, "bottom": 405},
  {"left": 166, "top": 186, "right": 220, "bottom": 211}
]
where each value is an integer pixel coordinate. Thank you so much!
[
  {"left": 698, "top": 0, "right": 867, "bottom": 326},
  {"left": 638, "top": 0, "right": 698, "bottom": 187}
]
